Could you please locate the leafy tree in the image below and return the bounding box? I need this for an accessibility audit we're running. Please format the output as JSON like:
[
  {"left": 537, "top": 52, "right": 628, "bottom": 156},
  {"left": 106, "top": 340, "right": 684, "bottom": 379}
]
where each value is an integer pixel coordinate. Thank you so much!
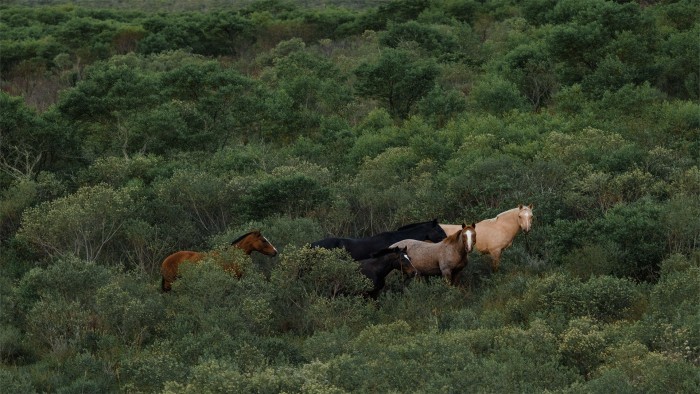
[
  {"left": 379, "top": 21, "right": 458, "bottom": 56},
  {"left": 17, "top": 184, "right": 139, "bottom": 263},
  {"left": 655, "top": 24, "right": 700, "bottom": 100},
  {"left": 499, "top": 41, "right": 559, "bottom": 110},
  {"left": 469, "top": 74, "right": 529, "bottom": 115},
  {"left": 416, "top": 85, "right": 467, "bottom": 127},
  {"left": 593, "top": 198, "right": 666, "bottom": 281},
  {"left": 0, "top": 173, "right": 66, "bottom": 244},
  {"left": 261, "top": 41, "right": 353, "bottom": 139},
  {"left": 0, "top": 93, "right": 74, "bottom": 185},
  {"left": 56, "top": 59, "right": 161, "bottom": 158},
  {"left": 355, "top": 48, "right": 438, "bottom": 119},
  {"left": 153, "top": 169, "right": 246, "bottom": 240},
  {"left": 245, "top": 174, "right": 330, "bottom": 220}
]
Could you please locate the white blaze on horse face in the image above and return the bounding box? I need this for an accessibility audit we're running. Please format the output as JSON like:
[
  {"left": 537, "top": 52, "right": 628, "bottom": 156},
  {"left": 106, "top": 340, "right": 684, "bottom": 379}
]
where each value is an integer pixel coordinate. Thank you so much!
[
  {"left": 264, "top": 236, "right": 279, "bottom": 254},
  {"left": 464, "top": 229, "right": 474, "bottom": 252},
  {"left": 520, "top": 210, "right": 533, "bottom": 232}
]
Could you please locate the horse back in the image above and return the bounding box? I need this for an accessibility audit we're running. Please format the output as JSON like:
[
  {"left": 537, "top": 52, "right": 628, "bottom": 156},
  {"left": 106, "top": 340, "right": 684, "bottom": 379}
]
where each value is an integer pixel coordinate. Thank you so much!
[
  {"left": 474, "top": 219, "right": 509, "bottom": 253},
  {"left": 311, "top": 237, "right": 343, "bottom": 249},
  {"left": 161, "top": 251, "right": 204, "bottom": 280}
]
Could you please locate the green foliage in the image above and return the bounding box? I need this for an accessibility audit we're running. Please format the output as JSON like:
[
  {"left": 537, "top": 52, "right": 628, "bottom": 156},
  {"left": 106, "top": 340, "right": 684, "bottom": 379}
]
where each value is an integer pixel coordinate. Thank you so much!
[
  {"left": 354, "top": 48, "right": 438, "bottom": 119},
  {"left": 244, "top": 172, "right": 330, "bottom": 220},
  {"left": 379, "top": 20, "right": 458, "bottom": 56},
  {"left": 1, "top": 1, "right": 699, "bottom": 392},
  {"left": 469, "top": 74, "right": 529, "bottom": 114},
  {"left": 269, "top": 246, "right": 372, "bottom": 333},
  {"left": 17, "top": 184, "right": 139, "bottom": 263}
]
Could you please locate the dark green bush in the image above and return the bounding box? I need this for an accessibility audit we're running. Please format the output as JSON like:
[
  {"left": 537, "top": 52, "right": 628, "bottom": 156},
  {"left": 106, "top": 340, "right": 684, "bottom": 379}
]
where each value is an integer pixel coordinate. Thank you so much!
[{"left": 269, "top": 246, "right": 371, "bottom": 334}]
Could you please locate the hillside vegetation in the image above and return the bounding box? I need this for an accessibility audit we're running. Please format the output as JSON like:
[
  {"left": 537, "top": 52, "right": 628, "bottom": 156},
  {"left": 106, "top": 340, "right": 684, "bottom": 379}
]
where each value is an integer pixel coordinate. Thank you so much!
[{"left": 1, "top": 0, "right": 699, "bottom": 392}]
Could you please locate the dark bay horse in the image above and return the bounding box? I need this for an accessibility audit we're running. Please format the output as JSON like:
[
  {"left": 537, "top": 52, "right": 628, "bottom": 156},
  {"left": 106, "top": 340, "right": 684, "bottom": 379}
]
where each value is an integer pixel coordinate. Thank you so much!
[
  {"left": 356, "top": 247, "right": 412, "bottom": 299},
  {"left": 390, "top": 223, "right": 476, "bottom": 285},
  {"left": 160, "top": 230, "right": 278, "bottom": 292},
  {"left": 441, "top": 204, "right": 533, "bottom": 272},
  {"left": 310, "top": 219, "right": 447, "bottom": 260}
]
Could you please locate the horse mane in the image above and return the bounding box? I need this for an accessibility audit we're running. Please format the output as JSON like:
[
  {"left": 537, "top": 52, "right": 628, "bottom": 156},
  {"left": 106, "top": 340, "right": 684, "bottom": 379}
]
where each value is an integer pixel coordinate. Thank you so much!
[
  {"left": 396, "top": 219, "right": 438, "bottom": 231},
  {"left": 371, "top": 247, "right": 400, "bottom": 258},
  {"left": 494, "top": 207, "right": 519, "bottom": 221},
  {"left": 445, "top": 227, "right": 464, "bottom": 244},
  {"left": 230, "top": 230, "right": 258, "bottom": 245}
]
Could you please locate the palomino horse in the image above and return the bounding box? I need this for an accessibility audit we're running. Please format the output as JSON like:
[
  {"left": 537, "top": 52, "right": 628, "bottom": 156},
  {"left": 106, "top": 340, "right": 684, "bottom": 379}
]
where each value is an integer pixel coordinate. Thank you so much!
[
  {"left": 311, "top": 219, "right": 447, "bottom": 261},
  {"left": 390, "top": 223, "right": 476, "bottom": 285},
  {"left": 441, "top": 204, "right": 533, "bottom": 272},
  {"left": 160, "top": 230, "right": 278, "bottom": 292},
  {"left": 356, "top": 247, "right": 412, "bottom": 299}
]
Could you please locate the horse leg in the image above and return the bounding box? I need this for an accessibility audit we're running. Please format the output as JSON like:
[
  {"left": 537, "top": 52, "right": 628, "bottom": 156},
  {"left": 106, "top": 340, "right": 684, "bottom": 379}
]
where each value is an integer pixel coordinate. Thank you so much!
[
  {"left": 161, "top": 276, "right": 171, "bottom": 292},
  {"left": 490, "top": 250, "right": 502, "bottom": 273},
  {"left": 441, "top": 268, "right": 453, "bottom": 285},
  {"left": 451, "top": 266, "right": 465, "bottom": 286}
]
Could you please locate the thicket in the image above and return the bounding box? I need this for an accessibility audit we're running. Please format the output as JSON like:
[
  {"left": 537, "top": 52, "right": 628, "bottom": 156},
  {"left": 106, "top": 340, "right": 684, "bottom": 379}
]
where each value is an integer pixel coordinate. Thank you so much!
[{"left": 1, "top": 0, "right": 699, "bottom": 392}]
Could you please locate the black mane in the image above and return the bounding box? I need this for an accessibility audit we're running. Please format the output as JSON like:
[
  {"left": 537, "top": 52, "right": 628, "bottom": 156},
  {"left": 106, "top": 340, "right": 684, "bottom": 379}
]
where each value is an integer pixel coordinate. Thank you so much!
[
  {"left": 395, "top": 219, "right": 438, "bottom": 231},
  {"left": 230, "top": 231, "right": 256, "bottom": 245},
  {"left": 370, "top": 247, "right": 400, "bottom": 258}
]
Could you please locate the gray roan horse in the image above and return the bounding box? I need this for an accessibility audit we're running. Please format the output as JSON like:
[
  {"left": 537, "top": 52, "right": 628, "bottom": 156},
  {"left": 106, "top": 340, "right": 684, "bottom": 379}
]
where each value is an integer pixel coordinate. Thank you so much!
[{"left": 390, "top": 223, "right": 476, "bottom": 285}]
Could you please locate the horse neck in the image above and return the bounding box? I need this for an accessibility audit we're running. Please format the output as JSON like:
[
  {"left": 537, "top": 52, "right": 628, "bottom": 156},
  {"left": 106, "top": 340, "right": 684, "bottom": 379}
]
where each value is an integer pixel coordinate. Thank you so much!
[
  {"left": 376, "top": 255, "right": 401, "bottom": 276},
  {"left": 444, "top": 230, "right": 468, "bottom": 257},
  {"left": 232, "top": 237, "right": 254, "bottom": 255},
  {"left": 495, "top": 209, "right": 522, "bottom": 237}
]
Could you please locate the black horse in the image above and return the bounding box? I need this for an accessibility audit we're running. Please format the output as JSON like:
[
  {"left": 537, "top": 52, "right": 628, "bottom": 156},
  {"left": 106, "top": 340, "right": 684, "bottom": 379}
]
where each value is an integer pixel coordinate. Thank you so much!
[
  {"left": 357, "top": 247, "right": 412, "bottom": 299},
  {"left": 311, "top": 219, "right": 447, "bottom": 260}
]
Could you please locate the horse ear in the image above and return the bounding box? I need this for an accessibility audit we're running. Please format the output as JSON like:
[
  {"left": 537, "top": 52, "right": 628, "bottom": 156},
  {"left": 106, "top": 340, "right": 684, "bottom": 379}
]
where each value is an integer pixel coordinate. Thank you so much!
[
  {"left": 528, "top": 203, "right": 533, "bottom": 209},
  {"left": 461, "top": 223, "right": 466, "bottom": 229},
  {"left": 471, "top": 222, "right": 476, "bottom": 228},
  {"left": 519, "top": 204, "right": 523, "bottom": 209}
]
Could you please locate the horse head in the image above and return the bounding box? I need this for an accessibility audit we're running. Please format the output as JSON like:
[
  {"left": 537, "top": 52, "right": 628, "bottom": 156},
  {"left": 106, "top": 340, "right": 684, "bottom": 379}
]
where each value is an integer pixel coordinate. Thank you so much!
[
  {"left": 393, "top": 246, "right": 416, "bottom": 276},
  {"left": 461, "top": 223, "right": 476, "bottom": 252},
  {"left": 427, "top": 219, "right": 448, "bottom": 242},
  {"left": 517, "top": 204, "right": 534, "bottom": 233},
  {"left": 232, "top": 230, "right": 278, "bottom": 256}
]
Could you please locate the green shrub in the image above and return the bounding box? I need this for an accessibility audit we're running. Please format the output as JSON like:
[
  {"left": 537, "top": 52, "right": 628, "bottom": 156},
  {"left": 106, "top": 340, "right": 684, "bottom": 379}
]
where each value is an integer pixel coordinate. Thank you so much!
[
  {"left": 163, "top": 250, "right": 275, "bottom": 339},
  {"left": 244, "top": 173, "right": 330, "bottom": 220},
  {"left": 506, "top": 273, "right": 644, "bottom": 329},
  {"left": 470, "top": 75, "right": 529, "bottom": 115},
  {"left": 118, "top": 341, "right": 187, "bottom": 393},
  {"left": 589, "top": 342, "right": 700, "bottom": 393},
  {"left": 376, "top": 279, "right": 467, "bottom": 331},
  {"left": 94, "top": 271, "right": 165, "bottom": 348},
  {"left": 593, "top": 199, "right": 665, "bottom": 281},
  {"left": 15, "top": 257, "right": 111, "bottom": 312},
  {"left": 0, "top": 368, "right": 35, "bottom": 394},
  {"left": 269, "top": 246, "right": 371, "bottom": 334},
  {"left": 547, "top": 275, "right": 644, "bottom": 323},
  {"left": 17, "top": 184, "right": 139, "bottom": 263},
  {"left": 558, "top": 317, "right": 607, "bottom": 377}
]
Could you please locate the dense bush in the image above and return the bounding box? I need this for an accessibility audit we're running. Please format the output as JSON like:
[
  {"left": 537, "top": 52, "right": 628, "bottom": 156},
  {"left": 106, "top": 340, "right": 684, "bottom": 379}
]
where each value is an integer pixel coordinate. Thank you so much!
[{"left": 1, "top": 0, "right": 698, "bottom": 392}]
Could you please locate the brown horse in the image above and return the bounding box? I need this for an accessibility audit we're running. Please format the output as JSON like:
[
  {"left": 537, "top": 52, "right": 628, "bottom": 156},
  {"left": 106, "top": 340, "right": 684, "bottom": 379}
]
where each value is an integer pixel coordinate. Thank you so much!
[
  {"left": 160, "top": 230, "right": 278, "bottom": 292},
  {"left": 441, "top": 204, "right": 533, "bottom": 272},
  {"left": 389, "top": 223, "right": 476, "bottom": 285}
]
